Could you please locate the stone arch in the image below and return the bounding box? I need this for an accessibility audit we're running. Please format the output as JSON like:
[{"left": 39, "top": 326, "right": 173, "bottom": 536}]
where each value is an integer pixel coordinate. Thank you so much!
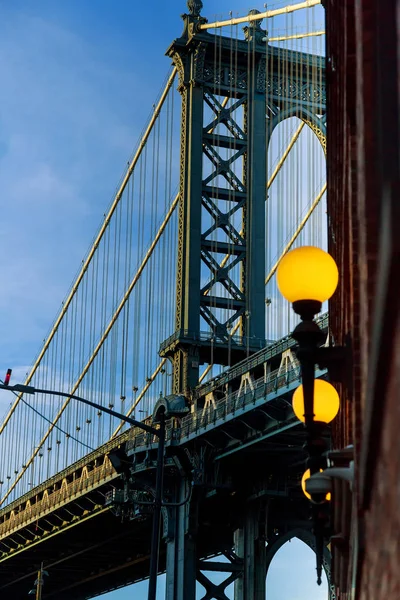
[
  {"left": 268, "top": 107, "right": 326, "bottom": 155},
  {"left": 265, "top": 528, "right": 335, "bottom": 600}
]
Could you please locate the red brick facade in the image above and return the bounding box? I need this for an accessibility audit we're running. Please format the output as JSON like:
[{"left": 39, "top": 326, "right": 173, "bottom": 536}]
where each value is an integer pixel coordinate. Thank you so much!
[{"left": 326, "top": 0, "right": 400, "bottom": 597}]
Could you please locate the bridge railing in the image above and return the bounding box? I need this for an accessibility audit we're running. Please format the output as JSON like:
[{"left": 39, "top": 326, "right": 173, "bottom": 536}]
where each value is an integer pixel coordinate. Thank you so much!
[
  {"left": 194, "top": 312, "right": 329, "bottom": 399},
  {"left": 179, "top": 365, "right": 302, "bottom": 439},
  {"left": 126, "top": 363, "right": 303, "bottom": 451},
  {"left": 0, "top": 426, "right": 135, "bottom": 526},
  {"left": 0, "top": 460, "right": 116, "bottom": 538},
  {"left": 0, "top": 361, "right": 325, "bottom": 538},
  {"left": 159, "top": 329, "right": 268, "bottom": 354}
]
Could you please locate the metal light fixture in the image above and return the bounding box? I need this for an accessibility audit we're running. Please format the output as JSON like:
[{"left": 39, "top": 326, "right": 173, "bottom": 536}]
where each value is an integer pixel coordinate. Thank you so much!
[
  {"left": 301, "top": 468, "right": 331, "bottom": 501},
  {"left": 0, "top": 379, "right": 181, "bottom": 600},
  {"left": 277, "top": 246, "right": 348, "bottom": 586},
  {"left": 293, "top": 380, "right": 340, "bottom": 424},
  {"left": 277, "top": 245, "right": 339, "bottom": 317},
  {"left": 276, "top": 245, "right": 341, "bottom": 434}
]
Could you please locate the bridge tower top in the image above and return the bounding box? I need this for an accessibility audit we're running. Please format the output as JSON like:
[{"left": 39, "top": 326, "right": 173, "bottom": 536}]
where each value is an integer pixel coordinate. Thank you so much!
[
  {"left": 160, "top": 5, "right": 268, "bottom": 397},
  {"left": 186, "top": 0, "right": 203, "bottom": 17}
]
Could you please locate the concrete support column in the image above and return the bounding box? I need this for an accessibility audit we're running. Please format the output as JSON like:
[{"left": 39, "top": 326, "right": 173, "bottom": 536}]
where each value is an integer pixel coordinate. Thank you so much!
[{"left": 234, "top": 503, "right": 266, "bottom": 600}]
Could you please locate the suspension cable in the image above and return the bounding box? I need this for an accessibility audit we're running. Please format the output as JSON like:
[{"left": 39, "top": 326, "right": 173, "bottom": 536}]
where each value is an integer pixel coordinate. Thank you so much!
[
  {"left": 198, "top": 1, "right": 321, "bottom": 31},
  {"left": 0, "top": 195, "right": 179, "bottom": 506},
  {"left": 268, "top": 30, "right": 324, "bottom": 42},
  {"left": 111, "top": 359, "right": 167, "bottom": 439},
  {"left": 0, "top": 68, "right": 177, "bottom": 433},
  {"left": 265, "top": 183, "right": 327, "bottom": 286}
]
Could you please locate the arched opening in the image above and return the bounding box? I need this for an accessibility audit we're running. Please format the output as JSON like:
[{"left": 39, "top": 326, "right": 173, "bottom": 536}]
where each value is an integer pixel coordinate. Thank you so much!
[
  {"left": 266, "top": 537, "right": 329, "bottom": 600},
  {"left": 266, "top": 114, "right": 327, "bottom": 340}
]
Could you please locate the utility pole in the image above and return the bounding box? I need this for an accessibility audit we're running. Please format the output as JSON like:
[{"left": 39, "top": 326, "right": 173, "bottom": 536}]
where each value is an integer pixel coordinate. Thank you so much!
[
  {"left": 0, "top": 374, "right": 176, "bottom": 600},
  {"left": 36, "top": 563, "right": 44, "bottom": 600},
  {"left": 29, "top": 562, "right": 47, "bottom": 598}
]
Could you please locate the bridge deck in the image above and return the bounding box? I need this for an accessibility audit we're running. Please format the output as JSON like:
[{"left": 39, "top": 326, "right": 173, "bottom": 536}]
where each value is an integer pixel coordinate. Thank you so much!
[{"left": 0, "top": 330, "right": 329, "bottom": 598}]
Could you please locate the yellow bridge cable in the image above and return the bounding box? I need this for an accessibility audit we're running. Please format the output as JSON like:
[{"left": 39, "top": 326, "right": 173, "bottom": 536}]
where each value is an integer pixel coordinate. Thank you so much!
[
  {"left": 199, "top": 0, "right": 322, "bottom": 31},
  {"left": 111, "top": 359, "right": 167, "bottom": 439},
  {"left": 264, "top": 183, "right": 327, "bottom": 286},
  {"left": 268, "top": 122, "right": 305, "bottom": 189},
  {"left": 199, "top": 364, "right": 212, "bottom": 383},
  {"left": 268, "top": 30, "right": 325, "bottom": 43},
  {"left": 0, "top": 67, "right": 177, "bottom": 435},
  {"left": 202, "top": 123, "right": 307, "bottom": 346},
  {"left": 228, "top": 183, "right": 327, "bottom": 338},
  {"left": 0, "top": 194, "right": 179, "bottom": 506},
  {"left": 203, "top": 123, "right": 305, "bottom": 297}
]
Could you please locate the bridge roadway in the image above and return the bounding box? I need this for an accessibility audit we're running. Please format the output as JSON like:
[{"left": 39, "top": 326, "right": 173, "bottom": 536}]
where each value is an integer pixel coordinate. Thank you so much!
[{"left": 0, "top": 317, "right": 329, "bottom": 598}]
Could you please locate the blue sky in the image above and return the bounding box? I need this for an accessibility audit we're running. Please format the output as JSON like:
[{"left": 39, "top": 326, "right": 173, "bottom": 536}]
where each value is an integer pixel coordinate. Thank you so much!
[
  {"left": 0, "top": 0, "right": 327, "bottom": 598},
  {"left": 99, "top": 538, "right": 327, "bottom": 599}
]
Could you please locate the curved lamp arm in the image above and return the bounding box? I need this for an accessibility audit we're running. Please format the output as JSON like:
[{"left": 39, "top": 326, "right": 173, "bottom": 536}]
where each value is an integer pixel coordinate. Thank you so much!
[{"left": 306, "top": 461, "right": 354, "bottom": 496}]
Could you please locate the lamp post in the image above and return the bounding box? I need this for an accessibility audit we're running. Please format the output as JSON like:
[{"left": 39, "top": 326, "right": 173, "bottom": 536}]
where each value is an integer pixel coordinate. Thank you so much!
[
  {"left": 0, "top": 380, "right": 166, "bottom": 600},
  {"left": 276, "top": 245, "right": 346, "bottom": 585},
  {"left": 28, "top": 562, "right": 48, "bottom": 599}
]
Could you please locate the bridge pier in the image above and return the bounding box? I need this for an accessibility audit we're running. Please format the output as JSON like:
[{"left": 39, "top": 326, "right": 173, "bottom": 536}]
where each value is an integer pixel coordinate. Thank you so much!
[
  {"left": 234, "top": 502, "right": 266, "bottom": 600},
  {"left": 165, "top": 478, "right": 197, "bottom": 600}
]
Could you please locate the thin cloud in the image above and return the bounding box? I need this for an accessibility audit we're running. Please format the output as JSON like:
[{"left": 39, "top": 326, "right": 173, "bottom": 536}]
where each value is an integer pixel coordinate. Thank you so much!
[{"left": 0, "top": 9, "right": 147, "bottom": 371}]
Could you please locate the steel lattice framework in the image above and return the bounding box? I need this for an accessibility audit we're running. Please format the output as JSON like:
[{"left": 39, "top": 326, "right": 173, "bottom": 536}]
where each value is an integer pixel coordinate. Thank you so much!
[
  {"left": 0, "top": 3, "right": 331, "bottom": 599},
  {"left": 160, "top": 10, "right": 325, "bottom": 398}
]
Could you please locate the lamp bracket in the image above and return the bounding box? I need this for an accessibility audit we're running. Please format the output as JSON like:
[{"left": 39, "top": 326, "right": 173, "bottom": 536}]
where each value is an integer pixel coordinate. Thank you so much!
[
  {"left": 108, "top": 447, "right": 132, "bottom": 477},
  {"left": 330, "top": 533, "right": 349, "bottom": 550},
  {"left": 292, "top": 320, "right": 326, "bottom": 348},
  {"left": 326, "top": 445, "right": 354, "bottom": 466},
  {"left": 315, "top": 345, "right": 350, "bottom": 383},
  {"left": 292, "top": 300, "right": 322, "bottom": 321},
  {"left": 305, "top": 462, "right": 354, "bottom": 495}
]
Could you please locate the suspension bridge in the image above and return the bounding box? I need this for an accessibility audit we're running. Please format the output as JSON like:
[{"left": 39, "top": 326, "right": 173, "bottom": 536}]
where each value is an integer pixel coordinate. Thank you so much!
[{"left": 0, "top": 1, "right": 329, "bottom": 598}]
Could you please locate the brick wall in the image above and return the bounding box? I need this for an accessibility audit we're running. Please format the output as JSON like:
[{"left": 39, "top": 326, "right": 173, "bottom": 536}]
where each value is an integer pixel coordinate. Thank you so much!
[
  {"left": 326, "top": 0, "right": 400, "bottom": 598},
  {"left": 326, "top": 0, "right": 359, "bottom": 447},
  {"left": 359, "top": 311, "right": 400, "bottom": 599}
]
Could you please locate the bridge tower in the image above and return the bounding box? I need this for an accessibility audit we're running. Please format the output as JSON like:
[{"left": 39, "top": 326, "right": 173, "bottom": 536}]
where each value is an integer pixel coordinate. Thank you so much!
[
  {"left": 0, "top": 4, "right": 331, "bottom": 600},
  {"left": 158, "top": 5, "right": 327, "bottom": 600},
  {"left": 160, "top": 2, "right": 267, "bottom": 397}
]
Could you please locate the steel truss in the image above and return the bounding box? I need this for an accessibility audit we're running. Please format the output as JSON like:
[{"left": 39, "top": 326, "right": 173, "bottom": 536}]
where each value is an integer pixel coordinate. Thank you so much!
[
  {"left": 197, "top": 553, "right": 243, "bottom": 600},
  {"left": 163, "top": 13, "right": 269, "bottom": 395},
  {"left": 160, "top": 9, "right": 326, "bottom": 397}
]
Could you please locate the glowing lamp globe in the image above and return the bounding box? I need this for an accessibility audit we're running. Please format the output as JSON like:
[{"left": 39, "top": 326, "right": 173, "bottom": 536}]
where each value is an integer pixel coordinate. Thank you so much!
[
  {"left": 276, "top": 246, "right": 339, "bottom": 304},
  {"left": 292, "top": 379, "right": 340, "bottom": 424},
  {"left": 301, "top": 469, "right": 331, "bottom": 501}
]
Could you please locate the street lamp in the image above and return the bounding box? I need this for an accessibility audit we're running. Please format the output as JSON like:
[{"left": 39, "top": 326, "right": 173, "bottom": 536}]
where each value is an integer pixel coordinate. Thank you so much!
[
  {"left": 277, "top": 245, "right": 348, "bottom": 585},
  {"left": 292, "top": 379, "right": 340, "bottom": 425},
  {"left": 301, "top": 468, "right": 331, "bottom": 501},
  {"left": 277, "top": 245, "right": 342, "bottom": 465},
  {"left": 0, "top": 377, "right": 168, "bottom": 600},
  {"left": 277, "top": 245, "right": 339, "bottom": 318},
  {"left": 276, "top": 245, "right": 342, "bottom": 438},
  {"left": 28, "top": 562, "right": 48, "bottom": 599}
]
